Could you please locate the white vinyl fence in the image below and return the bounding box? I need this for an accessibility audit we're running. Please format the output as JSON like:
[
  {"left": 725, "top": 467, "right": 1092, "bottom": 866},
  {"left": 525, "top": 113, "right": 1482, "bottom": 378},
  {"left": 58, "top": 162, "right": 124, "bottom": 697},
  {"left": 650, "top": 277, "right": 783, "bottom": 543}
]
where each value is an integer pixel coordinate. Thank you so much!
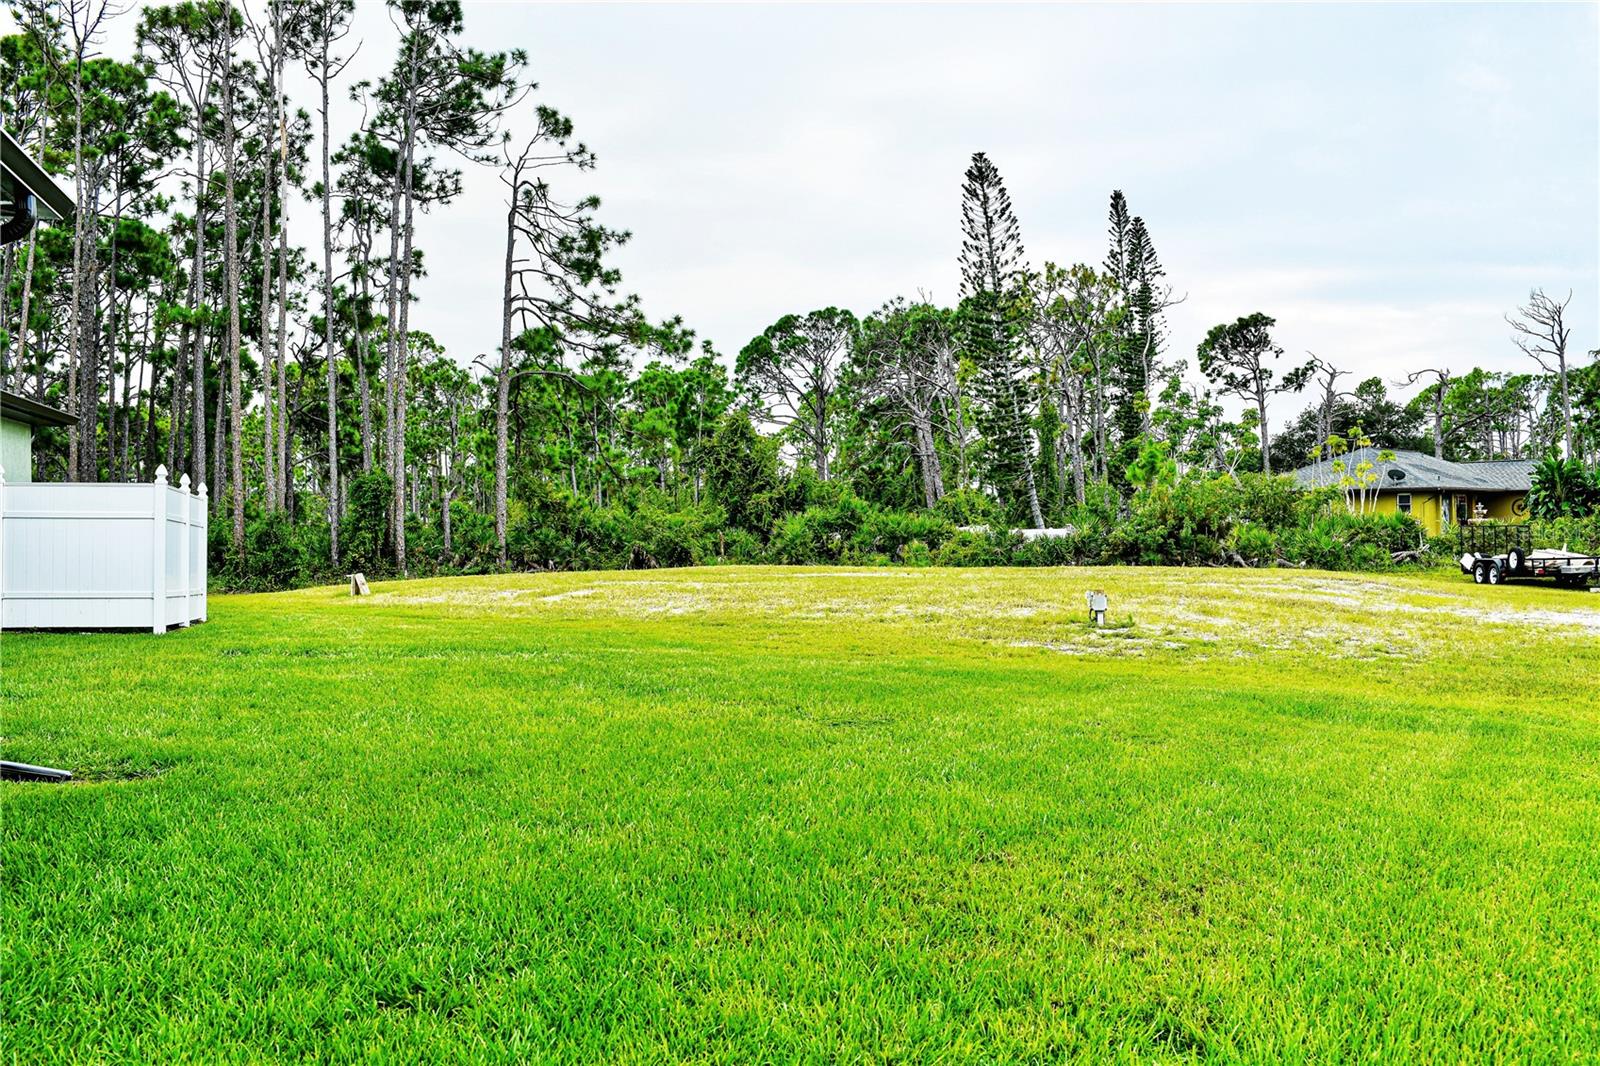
[{"left": 0, "top": 465, "right": 207, "bottom": 633}]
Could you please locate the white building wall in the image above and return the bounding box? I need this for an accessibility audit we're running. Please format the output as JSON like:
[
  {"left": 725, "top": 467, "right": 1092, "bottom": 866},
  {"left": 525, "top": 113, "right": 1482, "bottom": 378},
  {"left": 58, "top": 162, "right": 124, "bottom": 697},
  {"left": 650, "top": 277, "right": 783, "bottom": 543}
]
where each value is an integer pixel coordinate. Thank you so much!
[{"left": 0, "top": 419, "right": 31, "bottom": 483}]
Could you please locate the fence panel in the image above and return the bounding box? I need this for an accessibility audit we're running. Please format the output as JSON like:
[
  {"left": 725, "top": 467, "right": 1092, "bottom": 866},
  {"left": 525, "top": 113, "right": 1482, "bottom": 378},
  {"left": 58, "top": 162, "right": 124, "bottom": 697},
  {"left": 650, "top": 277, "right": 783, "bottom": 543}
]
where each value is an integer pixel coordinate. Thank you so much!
[{"left": 0, "top": 466, "right": 208, "bottom": 632}]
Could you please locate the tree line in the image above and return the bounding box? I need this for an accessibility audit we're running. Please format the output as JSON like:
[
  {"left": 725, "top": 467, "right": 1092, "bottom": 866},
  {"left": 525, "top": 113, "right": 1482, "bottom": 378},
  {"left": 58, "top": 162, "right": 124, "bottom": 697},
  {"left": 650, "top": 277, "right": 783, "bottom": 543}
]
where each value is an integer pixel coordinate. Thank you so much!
[{"left": 3, "top": 0, "right": 1597, "bottom": 585}]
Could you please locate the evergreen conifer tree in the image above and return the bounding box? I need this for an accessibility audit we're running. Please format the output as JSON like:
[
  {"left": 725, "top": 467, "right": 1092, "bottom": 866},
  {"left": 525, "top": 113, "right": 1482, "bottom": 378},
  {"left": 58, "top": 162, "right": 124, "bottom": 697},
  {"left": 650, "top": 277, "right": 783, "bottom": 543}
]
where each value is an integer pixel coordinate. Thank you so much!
[
  {"left": 1103, "top": 190, "right": 1168, "bottom": 470},
  {"left": 958, "top": 152, "right": 1043, "bottom": 527}
]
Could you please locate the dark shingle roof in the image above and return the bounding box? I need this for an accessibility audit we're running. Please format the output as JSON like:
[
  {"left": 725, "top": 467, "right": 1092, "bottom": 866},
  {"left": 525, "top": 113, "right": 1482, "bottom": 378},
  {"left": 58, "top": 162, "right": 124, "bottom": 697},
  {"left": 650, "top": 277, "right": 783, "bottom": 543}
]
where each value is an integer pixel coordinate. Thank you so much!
[{"left": 1289, "top": 447, "right": 1533, "bottom": 493}]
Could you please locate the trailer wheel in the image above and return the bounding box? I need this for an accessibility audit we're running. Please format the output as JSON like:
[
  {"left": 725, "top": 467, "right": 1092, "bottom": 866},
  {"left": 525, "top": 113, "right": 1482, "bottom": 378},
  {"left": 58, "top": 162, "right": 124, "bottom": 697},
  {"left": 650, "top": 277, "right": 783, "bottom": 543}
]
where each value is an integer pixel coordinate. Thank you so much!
[
  {"left": 1487, "top": 561, "right": 1504, "bottom": 585},
  {"left": 1507, "top": 547, "right": 1526, "bottom": 573},
  {"left": 1472, "top": 561, "right": 1488, "bottom": 584}
]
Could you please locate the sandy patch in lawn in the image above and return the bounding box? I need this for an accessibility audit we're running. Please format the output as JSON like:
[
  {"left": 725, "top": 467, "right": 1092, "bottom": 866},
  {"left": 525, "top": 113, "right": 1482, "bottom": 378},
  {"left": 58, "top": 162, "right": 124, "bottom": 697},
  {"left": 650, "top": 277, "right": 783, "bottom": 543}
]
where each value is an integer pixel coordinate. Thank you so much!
[
  {"left": 538, "top": 588, "right": 597, "bottom": 602},
  {"left": 367, "top": 568, "right": 1600, "bottom": 659},
  {"left": 1439, "top": 605, "right": 1600, "bottom": 635}
]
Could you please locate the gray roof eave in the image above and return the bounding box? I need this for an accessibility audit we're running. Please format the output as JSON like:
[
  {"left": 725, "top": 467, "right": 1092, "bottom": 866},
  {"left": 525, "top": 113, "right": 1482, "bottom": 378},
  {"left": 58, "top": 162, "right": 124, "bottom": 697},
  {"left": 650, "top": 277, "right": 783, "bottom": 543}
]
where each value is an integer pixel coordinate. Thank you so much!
[
  {"left": 2, "top": 128, "right": 76, "bottom": 222},
  {"left": 1, "top": 389, "right": 74, "bottom": 428}
]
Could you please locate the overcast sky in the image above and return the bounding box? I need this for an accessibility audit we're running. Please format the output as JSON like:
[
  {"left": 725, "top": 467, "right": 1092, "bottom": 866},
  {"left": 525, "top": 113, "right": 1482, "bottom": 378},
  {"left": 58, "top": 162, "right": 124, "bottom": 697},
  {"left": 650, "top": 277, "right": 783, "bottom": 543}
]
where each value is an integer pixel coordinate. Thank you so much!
[{"left": 85, "top": 1, "right": 1600, "bottom": 401}]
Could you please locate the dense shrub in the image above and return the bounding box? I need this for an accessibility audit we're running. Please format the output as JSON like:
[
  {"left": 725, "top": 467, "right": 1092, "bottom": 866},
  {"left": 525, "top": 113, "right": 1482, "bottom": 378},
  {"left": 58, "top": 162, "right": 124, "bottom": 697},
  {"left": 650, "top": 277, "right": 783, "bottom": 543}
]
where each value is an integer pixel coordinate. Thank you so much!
[
  {"left": 1011, "top": 534, "right": 1084, "bottom": 567},
  {"left": 623, "top": 505, "right": 724, "bottom": 568},
  {"left": 1227, "top": 521, "right": 1279, "bottom": 564},
  {"left": 1280, "top": 510, "right": 1424, "bottom": 571},
  {"left": 705, "top": 413, "right": 782, "bottom": 533},
  {"left": 213, "top": 510, "right": 317, "bottom": 591},
  {"left": 853, "top": 508, "right": 953, "bottom": 559},
  {"left": 1105, "top": 479, "right": 1236, "bottom": 565},
  {"left": 1527, "top": 455, "right": 1600, "bottom": 519},
  {"left": 932, "top": 527, "right": 1013, "bottom": 567},
  {"left": 342, "top": 471, "right": 394, "bottom": 573},
  {"left": 933, "top": 488, "right": 999, "bottom": 526},
  {"left": 1529, "top": 514, "right": 1600, "bottom": 554},
  {"left": 216, "top": 468, "right": 1463, "bottom": 590}
]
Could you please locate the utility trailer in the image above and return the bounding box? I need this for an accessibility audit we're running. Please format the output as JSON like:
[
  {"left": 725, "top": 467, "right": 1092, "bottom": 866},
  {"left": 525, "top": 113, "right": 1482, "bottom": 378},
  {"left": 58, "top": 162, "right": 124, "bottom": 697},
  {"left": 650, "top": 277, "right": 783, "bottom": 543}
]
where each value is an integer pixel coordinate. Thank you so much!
[{"left": 1457, "top": 522, "right": 1600, "bottom": 589}]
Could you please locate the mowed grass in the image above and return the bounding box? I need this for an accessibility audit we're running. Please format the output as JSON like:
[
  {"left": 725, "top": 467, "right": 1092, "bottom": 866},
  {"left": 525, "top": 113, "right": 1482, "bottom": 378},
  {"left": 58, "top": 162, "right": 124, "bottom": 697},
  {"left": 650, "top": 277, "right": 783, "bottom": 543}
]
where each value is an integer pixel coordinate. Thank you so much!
[{"left": 3, "top": 566, "right": 1599, "bottom": 1063}]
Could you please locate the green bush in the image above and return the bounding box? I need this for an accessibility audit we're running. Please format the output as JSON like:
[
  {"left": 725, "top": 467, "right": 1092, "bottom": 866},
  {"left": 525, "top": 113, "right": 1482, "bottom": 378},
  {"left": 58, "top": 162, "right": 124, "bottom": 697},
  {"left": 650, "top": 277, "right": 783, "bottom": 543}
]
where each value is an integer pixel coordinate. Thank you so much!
[
  {"left": 900, "top": 539, "right": 933, "bottom": 567},
  {"left": 933, "top": 488, "right": 999, "bottom": 527},
  {"left": 854, "top": 508, "right": 953, "bottom": 559},
  {"left": 1228, "top": 521, "right": 1279, "bottom": 564},
  {"left": 214, "top": 510, "right": 313, "bottom": 591},
  {"left": 624, "top": 504, "right": 723, "bottom": 569},
  {"left": 1530, "top": 514, "right": 1600, "bottom": 554},
  {"left": 1012, "top": 534, "right": 1080, "bottom": 567},
  {"left": 1527, "top": 455, "right": 1600, "bottom": 519},
  {"left": 211, "top": 466, "right": 1461, "bottom": 589},
  {"left": 342, "top": 471, "right": 394, "bottom": 573},
  {"left": 1280, "top": 510, "right": 1424, "bottom": 570},
  {"left": 932, "top": 527, "right": 1013, "bottom": 567}
]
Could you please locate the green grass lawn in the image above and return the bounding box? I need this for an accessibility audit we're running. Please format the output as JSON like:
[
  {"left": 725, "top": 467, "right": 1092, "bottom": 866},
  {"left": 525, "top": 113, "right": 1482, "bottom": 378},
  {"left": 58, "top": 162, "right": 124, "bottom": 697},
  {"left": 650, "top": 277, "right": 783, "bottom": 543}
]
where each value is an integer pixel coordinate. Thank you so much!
[{"left": 4, "top": 566, "right": 1599, "bottom": 1062}]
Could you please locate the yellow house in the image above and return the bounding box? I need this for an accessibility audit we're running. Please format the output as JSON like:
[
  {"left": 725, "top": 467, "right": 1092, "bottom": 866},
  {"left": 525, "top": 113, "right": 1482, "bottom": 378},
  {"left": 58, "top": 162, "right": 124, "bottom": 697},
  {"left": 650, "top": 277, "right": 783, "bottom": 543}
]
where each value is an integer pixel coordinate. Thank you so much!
[{"left": 1289, "top": 447, "right": 1533, "bottom": 537}]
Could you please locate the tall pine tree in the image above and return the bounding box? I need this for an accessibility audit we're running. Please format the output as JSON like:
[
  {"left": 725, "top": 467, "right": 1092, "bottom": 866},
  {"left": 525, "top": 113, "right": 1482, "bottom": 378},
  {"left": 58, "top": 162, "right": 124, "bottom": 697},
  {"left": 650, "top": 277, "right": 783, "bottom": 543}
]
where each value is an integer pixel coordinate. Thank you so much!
[
  {"left": 1104, "top": 190, "right": 1167, "bottom": 469},
  {"left": 958, "top": 152, "right": 1043, "bottom": 527}
]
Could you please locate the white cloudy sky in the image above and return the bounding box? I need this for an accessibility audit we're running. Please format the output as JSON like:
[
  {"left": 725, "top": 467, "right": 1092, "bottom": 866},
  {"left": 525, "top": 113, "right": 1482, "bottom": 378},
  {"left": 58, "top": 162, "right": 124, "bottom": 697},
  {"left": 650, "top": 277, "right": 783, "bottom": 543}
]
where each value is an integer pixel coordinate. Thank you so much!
[{"left": 82, "top": 2, "right": 1600, "bottom": 399}]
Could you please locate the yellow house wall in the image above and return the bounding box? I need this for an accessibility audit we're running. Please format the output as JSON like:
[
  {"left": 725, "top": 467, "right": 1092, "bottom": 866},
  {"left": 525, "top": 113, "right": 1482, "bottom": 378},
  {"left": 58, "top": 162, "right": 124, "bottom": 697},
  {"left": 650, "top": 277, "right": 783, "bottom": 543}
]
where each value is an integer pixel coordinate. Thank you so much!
[
  {"left": 1360, "top": 489, "right": 1526, "bottom": 537},
  {"left": 1478, "top": 493, "right": 1526, "bottom": 522}
]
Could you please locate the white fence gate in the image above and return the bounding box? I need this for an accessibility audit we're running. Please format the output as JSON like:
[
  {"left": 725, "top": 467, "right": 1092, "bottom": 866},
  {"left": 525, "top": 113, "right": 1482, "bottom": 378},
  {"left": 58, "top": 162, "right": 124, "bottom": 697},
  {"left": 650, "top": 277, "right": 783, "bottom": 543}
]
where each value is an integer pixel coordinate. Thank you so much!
[{"left": 0, "top": 465, "right": 207, "bottom": 633}]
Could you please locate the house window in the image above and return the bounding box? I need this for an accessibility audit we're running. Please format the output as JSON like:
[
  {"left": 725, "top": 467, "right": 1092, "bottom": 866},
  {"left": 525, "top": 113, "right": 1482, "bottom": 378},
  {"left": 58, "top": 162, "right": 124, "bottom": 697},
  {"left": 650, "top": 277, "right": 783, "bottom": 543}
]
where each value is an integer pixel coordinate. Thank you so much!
[{"left": 1396, "top": 493, "right": 1411, "bottom": 514}]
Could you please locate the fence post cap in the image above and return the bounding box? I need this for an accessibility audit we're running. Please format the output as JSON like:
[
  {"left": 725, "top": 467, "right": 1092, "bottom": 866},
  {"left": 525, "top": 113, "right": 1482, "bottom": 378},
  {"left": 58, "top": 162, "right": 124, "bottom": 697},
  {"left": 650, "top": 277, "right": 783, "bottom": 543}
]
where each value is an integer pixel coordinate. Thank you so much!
[
  {"left": 179, "top": 473, "right": 191, "bottom": 490},
  {"left": 197, "top": 480, "right": 207, "bottom": 497},
  {"left": 154, "top": 465, "right": 169, "bottom": 485}
]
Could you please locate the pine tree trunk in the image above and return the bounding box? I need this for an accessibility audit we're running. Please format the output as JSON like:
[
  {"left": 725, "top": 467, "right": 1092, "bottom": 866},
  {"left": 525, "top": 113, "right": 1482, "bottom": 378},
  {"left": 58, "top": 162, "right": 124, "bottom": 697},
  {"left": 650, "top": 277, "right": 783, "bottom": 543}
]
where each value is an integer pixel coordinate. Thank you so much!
[
  {"left": 67, "top": 54, "right": 86, "bottom": 481},
  {"left": 260, "top": 137, "right": 277, "bottom": 509},
  {"left": 170, "top": 324, "right": 186, "bottom": 474},
  {"left": 496, "top": 192, "right": 516, "bottom": 567},
  {"left": 222, "top": 15, "right": 244, "bottom": 555},
  {"left": 190, "top": 134, "right": 209, "bottom": 496},
  {"left": 1257, "top": 392, "right": 1272, "bottom": 476},
  {"left": 1557, "top": 353, "right": 1573, "bottom": 459},
  {"left": 1432, "top": 389, "right": 1444, "bottom": 459},
  {"left": 145, "top": 313, "right": 167, "bottom": 478},
  {"left": 1065, "top": 391, "right": 1086, "bottom": 505},
  {"left": 1012, "top": 387, "right": 1045, "bottom": 528},
  {"left": 0, "top": 245, "right": 13, "bottom": 387},
  {"left": 355, "top": 211, "right": 374, "bottom": 475},
  {"left": 119, "top": 297, "right": 137, "bottom": 480},
  {"left": 274, "top": 84, "right": 290, "bottom": 511},
  {"left": 319, "top": 28, "right": 340, "bottom": 563},
  {"left": 1091, "top": 349, "right": 1108, "bottom": 481},
  {"left": 911, "top": 410, "right": 943, "bottom": 507},
  {"left": 391, "top": 74, "right": 421, "bottom": 575},
  {"left": 14, "top": 199, "right": 39, "bottom": 382},
  {"left": 382, "top": 127, "right": 407, "bottom": 564},
  {"left": 211, "top": 361, "right": 225, "bottom": 502},
  {"left": 74, "top": 177, "right": 100, "bottom": 481},
  {"left": 814, "top": 398, "right": 828, "bottom": 481}
]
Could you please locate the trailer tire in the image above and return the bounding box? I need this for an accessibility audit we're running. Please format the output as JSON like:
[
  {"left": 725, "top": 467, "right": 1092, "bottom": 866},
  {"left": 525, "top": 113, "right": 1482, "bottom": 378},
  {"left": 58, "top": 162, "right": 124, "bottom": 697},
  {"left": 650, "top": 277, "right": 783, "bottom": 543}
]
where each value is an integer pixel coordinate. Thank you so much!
[
  {"left": 1507, "top": 547, "right": 1526, "bottom": 573},
  {"left": 1473, "top": 561, "right": 1488, "bottom": 584},
  {"left": 1487, "top": 561, "right": 1504, "bottom": 585}
]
